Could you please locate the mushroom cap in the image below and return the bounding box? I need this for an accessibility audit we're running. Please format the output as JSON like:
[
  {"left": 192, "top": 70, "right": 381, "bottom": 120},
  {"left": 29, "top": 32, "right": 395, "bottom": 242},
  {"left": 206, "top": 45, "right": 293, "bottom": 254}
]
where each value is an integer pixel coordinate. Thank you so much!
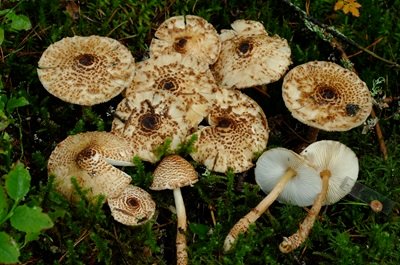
[
  {"left": 188, "top": 89, "right": 269, "bottom": 173},
  {"left": 300, "top": 140, "right": 359, "bottom": 204},
  {"left": 108, "top": 185, "right": 156, "bottom": 226},
  {"left": 47, "top": 131, "right": 134, "bottom": 201},
  {"left": 150, "top": 15, "right": 221, "bottom": 65},
  {"left": 150, "top": 155, "right": 198, "bottom": 190},
  {"left": 282, "top": 61, "right": 373, "bottom": 131},
  {"left": 255, "top": 148, "right": 322, "bottom": 207},
  {"left": 124, "top": 53, "right": 219, "bottom": 127},
  {"left": 111, "top": 90, "right": 191, "bottom": 163},
  {"left": 211, "top": 19, "right": 292, "bottom": 89},
  {"left": 37, "top": 35, "right": 135, "bottom": 106}
]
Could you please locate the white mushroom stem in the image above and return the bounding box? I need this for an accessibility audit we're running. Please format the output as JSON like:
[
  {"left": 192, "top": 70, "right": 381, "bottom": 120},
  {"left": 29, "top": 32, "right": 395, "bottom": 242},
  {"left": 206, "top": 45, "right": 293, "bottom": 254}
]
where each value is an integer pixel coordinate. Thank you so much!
[
  {"left": 223, "top": 167, "right": 297, "bottom": 252},
  {"left": 173, "top": 188, "right": 188, "bottom": 265},
  {"left": 104, "top": 158, "right": 135, "bottom": 167},
  {"left": 279, "top": 169, "right": 330, "bottom": 253}
]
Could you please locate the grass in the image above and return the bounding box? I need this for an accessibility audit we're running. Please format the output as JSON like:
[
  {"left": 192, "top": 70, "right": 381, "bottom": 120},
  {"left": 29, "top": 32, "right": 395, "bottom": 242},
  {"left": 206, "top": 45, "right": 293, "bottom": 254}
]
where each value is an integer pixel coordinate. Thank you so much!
[{"left": 1, "top": 0, "right": 399, "bottom": 264}]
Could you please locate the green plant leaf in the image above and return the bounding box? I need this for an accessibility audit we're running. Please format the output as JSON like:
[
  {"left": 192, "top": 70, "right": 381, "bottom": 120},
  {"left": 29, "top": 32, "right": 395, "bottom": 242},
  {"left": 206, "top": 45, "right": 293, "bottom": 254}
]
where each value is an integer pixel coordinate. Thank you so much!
[
  {"left": 189, "top": 223, "right": 210, "bottom": 240},
  {"left": 6, "top": 12, "right": 31, "bottom": 31},
  {"left": 0, "top": 187, "right": 8, "bottom": 221},
  {"left": 6, "top": 96, "right": 29, "bottom": 114},
  {"left": 0, "top": 26, "right": 4, "bottom": 45},
  {"left": 5, "top": 162, "right": 31, "bottom": 201},
  {"left": 0, "top": 231, "right": 20, "bottom": 264},
  {"left": 24, "top": 231, "right": 40, "bottom": 244},
  {"left": 10, "top": 205, "right": 54, "bottom": 233}
]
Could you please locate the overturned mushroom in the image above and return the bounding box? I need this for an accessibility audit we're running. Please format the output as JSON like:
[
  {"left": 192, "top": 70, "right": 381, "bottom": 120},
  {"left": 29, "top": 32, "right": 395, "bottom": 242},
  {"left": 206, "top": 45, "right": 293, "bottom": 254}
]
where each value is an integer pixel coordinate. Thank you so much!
[{"left": 37, "top": 35, "right": 135, "bottom": 105}]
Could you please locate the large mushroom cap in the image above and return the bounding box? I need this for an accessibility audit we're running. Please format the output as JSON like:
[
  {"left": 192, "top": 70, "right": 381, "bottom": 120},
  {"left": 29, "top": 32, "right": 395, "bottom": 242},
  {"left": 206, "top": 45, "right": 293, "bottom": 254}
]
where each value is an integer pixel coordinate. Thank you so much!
[
  {"left": 150, "top": 155, "right": 198, "bottom": 190},
  {"left": 255, "top": 148, "right": 322, "bottom": 207},
  {"left": 111, "top": 90, "right": 191, "bottom": 163},
  {"left": 188, "top": 89, "right": 269, "bottom": 173},
  {"left": 150, "top": 15, "right": 221, "bottom": 65},
  {"left": 282, "top": 61, "right": 373, "bottom": 131},
  {"left": 211, "top": 19, "right": 292, "bottom": 89},
  {"left": 125, "top": 53, "right": 219, "bottom": 127},
  {"left": 300, "top": 140, "right": 359, "bottom": 204},
  {"left": 48, "top": 131, "right": 134, "bottom": 201},
  {"left": 108, "top": 185, "right": 156, "bottom": 226},
  {"left": 37, "top": 35, "right": 135, "bottom": 106}
]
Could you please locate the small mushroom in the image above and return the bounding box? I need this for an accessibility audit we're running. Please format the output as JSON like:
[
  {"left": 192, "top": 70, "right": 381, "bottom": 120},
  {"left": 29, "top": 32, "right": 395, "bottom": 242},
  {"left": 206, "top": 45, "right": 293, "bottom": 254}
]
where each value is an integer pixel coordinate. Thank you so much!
[
  {"left": 211, "top": 19, "right": 292, "bottom": 89},
  {"left": 108, "top": 185, "right": 156, "bottom": 226},
  {"left": 150, "top": 155, "right": 199, "bottom": 265},
  {"left": 279, "top": 140, "right": 359, "bottom": 253},
  {"left": 37, "top": 35, "right": 135, "bottom": 106},
  {"left": 150, "top": 15, "right": 221, "bottom": 65},
  {"left": 111, "top": 89, "right": 191, "bottom": 163},
  {"left": 223, "top": 148, "right": 321, "bottom": 252},
  {"left": 188, "top": 89, "right": 269, "bottom": 173},
  {"left": 282, "top": 61, "right": 373, "bottom": 132}
]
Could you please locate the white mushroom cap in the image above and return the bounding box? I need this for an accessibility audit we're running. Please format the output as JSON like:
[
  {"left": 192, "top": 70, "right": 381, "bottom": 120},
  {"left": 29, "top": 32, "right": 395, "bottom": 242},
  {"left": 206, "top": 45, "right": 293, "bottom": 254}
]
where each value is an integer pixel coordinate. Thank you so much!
[
  {"left": 150, "top": 155, "right": 198, "bottom": 190},
  {"left": 282, "top": 61, "right": 373, "bottom": 131},
  {"left": 150, "top": 15, "right": 221, "bottom": 65},
  {"left": 211, "top": 19, "right": 292, "bottom": 89},
  {"left": 300, "top": 140, "right": 359, "bottom": 204},
  {"left": 111, "top": 90, "right": 191, "bottom": 163},
  {"left": 108, "top": 185, "right": 156, "bottom": 226},
  {"left": 37, "top": 35, "right": 135, "bottom": 106},
  {"left": 255, "top": 148, "right": 322, "bottom": 207},
  {"left": 188, "top": 89, "right": 269, "bottom": 173},
  {"left": 47, "top": 131, "right": 134, "bottom": 201}
]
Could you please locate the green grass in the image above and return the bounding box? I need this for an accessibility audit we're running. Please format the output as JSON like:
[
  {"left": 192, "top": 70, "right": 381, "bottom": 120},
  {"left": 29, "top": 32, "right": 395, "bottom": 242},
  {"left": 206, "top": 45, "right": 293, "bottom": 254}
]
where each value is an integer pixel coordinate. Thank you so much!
[{"left": 1, "top": 0, "right": 399, "bottom": 264}]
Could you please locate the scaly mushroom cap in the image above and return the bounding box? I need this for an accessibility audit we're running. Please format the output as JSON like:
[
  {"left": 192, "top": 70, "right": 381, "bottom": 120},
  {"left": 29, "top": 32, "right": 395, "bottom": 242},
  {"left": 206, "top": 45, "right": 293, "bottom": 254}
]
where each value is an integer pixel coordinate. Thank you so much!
[
  {"left": 111, "top": 90, "right": 191, "bottom": 163},
  {"left": 108, "top": 185, "right": 156, "bottom": 226},
  {"left": 300, "top": 140, "right": 359, "bottom": 204},
  {"left": 282, "top": 61, "right": 373, "bottom": 131},
  {"left": 150, "top": 15, "right": 221, "bottom": 65},
  {"left": 188, "top": 89, "right": 269, "bottom": 173},
  {"left": 150, "top": 155, "right": 198, "bottom": 190},
  {"left": 37, "top": 35, "right": 135, "bottom": 106},
  {"left": 211, "top": 19, "right": 292, "bottom": 89},
  {"left": 255, "top": 148, "right": 322, "bottom": 207},
  {"left": 47, "top": 131, "right": 134, "bottom": 201},
  {"left": 124, "top": 53, "right": 219, "bottom": 127}
]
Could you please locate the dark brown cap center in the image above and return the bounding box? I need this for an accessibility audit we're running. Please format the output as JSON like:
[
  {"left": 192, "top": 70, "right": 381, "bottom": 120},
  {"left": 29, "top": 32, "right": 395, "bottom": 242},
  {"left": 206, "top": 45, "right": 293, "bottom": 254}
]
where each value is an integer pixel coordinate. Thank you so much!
[
  {"left": 139, "top": 113, "right": 160, "bottom": 132},
  {"left": 126, "top": 197, "right": 140, "bottom": 209},
  {"left": 174, "top": 37, "right": 189, "bottom": 53},
  {"left": 217, "top": 117, "right": 233, "bottom": 128},
  {"left": 237, "top": 40, "right": 253, "bottom": 57},
  {"left": 76, "top": 54, "right": 96, "bottom": 66},
  {"left": 158, "top": 78, "right": 178, "bottom": 92},
  {"left": 315, "top": 86, "right": 339, "bottom": 104}
]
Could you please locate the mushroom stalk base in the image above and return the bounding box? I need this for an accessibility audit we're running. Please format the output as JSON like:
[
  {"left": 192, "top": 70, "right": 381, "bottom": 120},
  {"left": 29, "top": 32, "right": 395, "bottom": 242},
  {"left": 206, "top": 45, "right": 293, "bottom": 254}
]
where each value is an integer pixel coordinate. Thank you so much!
[
  {"left": 223, "top": 167, "right": 297, "bottom": 252},
  {"left": 279, "top": 169, "right": 330, "bottom": 253},
  {"left": 173, "top": 188, "right": 188, "bottom": 265}
]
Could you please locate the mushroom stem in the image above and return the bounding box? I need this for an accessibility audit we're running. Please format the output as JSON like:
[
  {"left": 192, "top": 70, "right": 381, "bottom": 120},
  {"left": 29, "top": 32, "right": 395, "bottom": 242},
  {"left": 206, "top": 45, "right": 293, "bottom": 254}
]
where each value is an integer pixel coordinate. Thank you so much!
[
  {"left": 279, "top": 169, "right": 330, "bottom": 253},
  {"left": 104, "top": 158, "right": 135, "bottom": 167},
  {"left": 306, "top": 126, "right": 319, "bottom": 143},
  {"left": 173, "top": 188, "right": 188, "bottom": 265},
  {"left": 223, "top": 167, "right": 297, "bottom": 252}
]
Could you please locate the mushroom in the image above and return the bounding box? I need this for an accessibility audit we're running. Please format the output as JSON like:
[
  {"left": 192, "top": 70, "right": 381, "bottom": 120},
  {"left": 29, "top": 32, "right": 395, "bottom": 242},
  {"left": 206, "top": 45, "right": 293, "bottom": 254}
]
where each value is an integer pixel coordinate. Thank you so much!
[
  {"left": 211, "top": 19, "right": 292, "bottom": 89},
  {"left": 124, "top": 53, "right": 219, "bottom": 128},
  {"left": 223, "top": 147, "right": 321, "bottom": 252},
  {"left": 188, "top": 89, "right": 269, "bottom": 173},
  {"left": 150, "top": 155, "right": 199, "bottom": 265},
  {"left": 279, "top": 140, "right": 359, "bottom": 253},
  {"left": 150, "top": 15, "right": 221, "bottom": 65},
  {"left": 37, "top": 35, "right": 135, "bottom": 106},
  {"left": 111, "top": 89, "right": 191, "bottom": 163}
]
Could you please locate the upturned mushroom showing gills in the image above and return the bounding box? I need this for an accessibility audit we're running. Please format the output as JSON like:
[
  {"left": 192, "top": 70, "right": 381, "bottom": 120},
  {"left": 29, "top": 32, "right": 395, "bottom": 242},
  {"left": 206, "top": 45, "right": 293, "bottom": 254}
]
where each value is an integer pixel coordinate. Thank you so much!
[
  {"left": 150, "top": 15, "right": 221, "bottom": 65},
  {"left": 150, "top": 155, "right": 199, "bottom": 265},
  {"left": 279, "top": 140, "right": 359, "bottom": 253},
  {"left": 223, "top": 148, "right": 321, "bottom": 252},
  {"left": 37, "top": 35, "right": 135, "bottom": 106},
  {"left": 111, "top": 90, "right": 191, "bottom": 163},
  {"left": 282, "top": 61, "right": 373, "bottom": 132},
  {"left": 211, "top": 19, "right": 292, "bottom": 89},
  {"left": 188, "top": 89, "right": 269, "bottom": 173}
]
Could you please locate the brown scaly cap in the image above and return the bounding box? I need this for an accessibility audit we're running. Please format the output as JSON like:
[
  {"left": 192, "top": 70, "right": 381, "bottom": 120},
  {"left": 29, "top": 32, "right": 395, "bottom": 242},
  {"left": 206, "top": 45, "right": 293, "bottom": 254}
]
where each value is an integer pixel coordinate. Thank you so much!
[
  {"left": 188, "top": 89, "right": 269, "bottom": 173},
  {"left": 37, "top": 35, "right": 135, "bottom": 106},
  {"left": 282, "top": 61, "right": 373, "bottom": 131},
  {"left": 211, "top": 19, "right": 292, "bottom": 89},
  {"left": 111, "top": 90, "right": 191, "bottom": 163},
  {"left": 47, "top": 131, "right": 134, "bottom": 201},
  {"left": 150, "top": 15, "right": 221, "bottom": 65},
  {"left": 124, "top": 53, "right": 219, "bottom": 128},
  {"left": 108, "top": 185, "right": 156, "bottom": 226},
  {"left": 150, "top": 155, "right": 198, "bottom": 190}
]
